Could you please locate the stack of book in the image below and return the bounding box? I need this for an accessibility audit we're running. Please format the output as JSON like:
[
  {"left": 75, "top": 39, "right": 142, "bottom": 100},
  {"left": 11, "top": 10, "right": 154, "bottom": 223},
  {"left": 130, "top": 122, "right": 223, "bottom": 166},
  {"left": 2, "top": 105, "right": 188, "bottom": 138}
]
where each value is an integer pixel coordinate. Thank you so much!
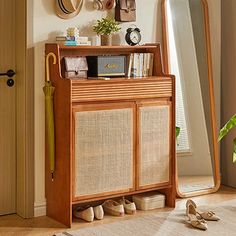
[
  {"left": 127, "top": 53, "right": 154, "bottom": 78},
  {"left": 56, "top": 36, "right": 91, "bottom": 46},
  {"left": 56, "top": 35, "right": 91, "bottom": 46}
]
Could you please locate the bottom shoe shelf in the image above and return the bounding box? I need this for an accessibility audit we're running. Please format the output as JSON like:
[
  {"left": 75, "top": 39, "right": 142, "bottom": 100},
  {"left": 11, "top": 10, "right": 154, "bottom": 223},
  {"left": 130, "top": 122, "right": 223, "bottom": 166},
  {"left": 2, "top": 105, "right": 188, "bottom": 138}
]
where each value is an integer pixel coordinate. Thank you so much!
[{"left": 72, "top": 191, "right": 166, "bottom": 223}]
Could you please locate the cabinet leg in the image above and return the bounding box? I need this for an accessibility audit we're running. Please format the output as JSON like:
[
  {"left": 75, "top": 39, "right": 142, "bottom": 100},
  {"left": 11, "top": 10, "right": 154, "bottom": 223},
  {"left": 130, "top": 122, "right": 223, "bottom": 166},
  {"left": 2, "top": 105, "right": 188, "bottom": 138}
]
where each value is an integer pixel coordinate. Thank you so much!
[{"left": 159, "top": 187, "right": 176, "bottom": 208}]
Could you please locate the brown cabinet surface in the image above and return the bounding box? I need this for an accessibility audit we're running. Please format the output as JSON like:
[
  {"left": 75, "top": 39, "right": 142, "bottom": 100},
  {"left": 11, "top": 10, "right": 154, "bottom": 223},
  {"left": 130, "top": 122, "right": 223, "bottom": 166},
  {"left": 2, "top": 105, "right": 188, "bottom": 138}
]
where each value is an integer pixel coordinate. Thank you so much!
[{"left": 45, "top": 44, "right": 176, "bottom": 227}]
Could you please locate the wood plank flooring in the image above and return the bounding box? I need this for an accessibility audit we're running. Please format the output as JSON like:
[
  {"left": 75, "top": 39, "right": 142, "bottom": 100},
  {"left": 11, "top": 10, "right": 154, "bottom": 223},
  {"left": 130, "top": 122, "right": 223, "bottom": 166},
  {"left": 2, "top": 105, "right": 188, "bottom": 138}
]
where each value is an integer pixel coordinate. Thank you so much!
[{"left": 0, "top": 186, "right": 236, "bottom": 236}]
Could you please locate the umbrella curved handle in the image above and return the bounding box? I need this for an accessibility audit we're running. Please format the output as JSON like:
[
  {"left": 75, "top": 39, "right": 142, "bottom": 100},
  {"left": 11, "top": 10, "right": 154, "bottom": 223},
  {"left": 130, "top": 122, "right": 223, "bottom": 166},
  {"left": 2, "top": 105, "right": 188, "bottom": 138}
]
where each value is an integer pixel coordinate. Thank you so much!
[{"left": 46, "top": 52, "right": 57, "bottom": 82}]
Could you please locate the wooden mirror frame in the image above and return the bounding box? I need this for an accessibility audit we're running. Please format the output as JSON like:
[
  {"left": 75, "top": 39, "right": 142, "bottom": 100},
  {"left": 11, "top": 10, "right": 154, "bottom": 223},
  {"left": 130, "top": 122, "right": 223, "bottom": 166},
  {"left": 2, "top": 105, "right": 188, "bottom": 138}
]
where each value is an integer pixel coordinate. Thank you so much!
[{"left": 161, "top": 0, "right": 221, "bottom": 198}]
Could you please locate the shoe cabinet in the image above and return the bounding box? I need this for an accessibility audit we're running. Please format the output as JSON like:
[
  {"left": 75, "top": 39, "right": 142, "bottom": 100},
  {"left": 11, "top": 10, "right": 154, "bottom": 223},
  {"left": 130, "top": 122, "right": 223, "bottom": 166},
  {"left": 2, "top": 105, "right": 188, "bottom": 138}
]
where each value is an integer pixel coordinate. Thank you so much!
[{"left": 45, "top": 44, "right": 176, "bottom": 227}]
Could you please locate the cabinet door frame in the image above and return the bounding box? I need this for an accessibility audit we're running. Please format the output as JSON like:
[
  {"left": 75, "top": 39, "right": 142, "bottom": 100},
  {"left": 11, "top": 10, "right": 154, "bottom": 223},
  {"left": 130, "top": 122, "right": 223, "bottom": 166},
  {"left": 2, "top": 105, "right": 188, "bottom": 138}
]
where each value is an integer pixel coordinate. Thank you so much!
[
  {"left": 71, "top": 102, "right": 136, "bottom": 202},
  {"left": 136, "top": 99, "right": 173, "bottom": 190}
]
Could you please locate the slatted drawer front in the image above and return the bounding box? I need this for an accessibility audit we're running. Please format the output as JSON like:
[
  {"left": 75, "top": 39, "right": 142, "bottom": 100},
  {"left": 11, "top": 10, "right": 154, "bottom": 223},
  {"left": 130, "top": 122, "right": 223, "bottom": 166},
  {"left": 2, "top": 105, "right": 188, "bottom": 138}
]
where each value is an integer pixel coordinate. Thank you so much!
[
  {"left": 71, "top": 80, "right": 172, "bottom": 102},
  {"left": 74, "top": 108, "right": 134, "bottom": 198},
  {"left": 139, "top": 105, "right": 170, "bottom": 187}
]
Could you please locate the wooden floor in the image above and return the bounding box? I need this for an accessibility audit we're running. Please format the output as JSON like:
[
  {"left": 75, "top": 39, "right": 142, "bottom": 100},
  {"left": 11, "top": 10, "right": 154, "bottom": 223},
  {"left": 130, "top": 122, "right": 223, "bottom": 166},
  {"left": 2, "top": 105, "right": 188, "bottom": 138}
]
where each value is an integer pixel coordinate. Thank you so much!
[{"left": 0, "top": 186, "right": 236, "bottom": 236}]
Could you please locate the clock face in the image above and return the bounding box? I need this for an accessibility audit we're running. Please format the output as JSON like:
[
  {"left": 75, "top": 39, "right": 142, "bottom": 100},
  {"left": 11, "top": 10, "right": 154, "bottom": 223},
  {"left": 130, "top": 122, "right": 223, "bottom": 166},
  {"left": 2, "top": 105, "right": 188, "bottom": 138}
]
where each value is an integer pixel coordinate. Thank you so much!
[
  {"left": 130, "top": 31, "right": 141, "bottom": 44},
  {"left": 125, "top": 28, "right": 142, "bottom": 46}
]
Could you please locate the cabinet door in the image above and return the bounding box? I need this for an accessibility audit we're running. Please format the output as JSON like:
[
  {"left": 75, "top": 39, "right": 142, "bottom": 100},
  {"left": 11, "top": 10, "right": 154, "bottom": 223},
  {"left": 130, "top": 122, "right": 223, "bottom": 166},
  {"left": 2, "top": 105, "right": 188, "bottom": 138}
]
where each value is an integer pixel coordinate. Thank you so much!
[
  {"left": 72, "top": 102, "right": 135, "bottom": 201},
  {"left": 137, "top": 101, "right": 172, "bottom": 189}
]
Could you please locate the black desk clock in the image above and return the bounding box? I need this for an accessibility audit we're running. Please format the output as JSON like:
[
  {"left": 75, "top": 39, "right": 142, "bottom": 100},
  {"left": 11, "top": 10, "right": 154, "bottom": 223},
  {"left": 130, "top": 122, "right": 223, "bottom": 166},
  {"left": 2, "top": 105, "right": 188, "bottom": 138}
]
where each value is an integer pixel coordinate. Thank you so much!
[{"left": 125, "top": 27, "right": 141, "bottom": 46}]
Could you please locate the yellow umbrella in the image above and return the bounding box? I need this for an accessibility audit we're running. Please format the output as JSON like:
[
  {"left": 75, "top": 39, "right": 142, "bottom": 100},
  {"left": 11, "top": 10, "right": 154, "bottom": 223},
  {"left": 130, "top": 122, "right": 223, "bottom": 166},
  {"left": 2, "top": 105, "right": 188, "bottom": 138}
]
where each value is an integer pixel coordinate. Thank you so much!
[{"left": 44, "top": 52, "right": 57, "bottom": 181}]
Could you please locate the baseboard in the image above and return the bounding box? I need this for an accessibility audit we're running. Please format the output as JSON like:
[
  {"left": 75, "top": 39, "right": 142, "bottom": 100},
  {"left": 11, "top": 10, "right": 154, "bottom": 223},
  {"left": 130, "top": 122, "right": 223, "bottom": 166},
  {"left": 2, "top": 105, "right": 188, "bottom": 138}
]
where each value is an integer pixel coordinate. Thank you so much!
[{"left": 34, "top": 201, "right": 46, "bottom": 217}]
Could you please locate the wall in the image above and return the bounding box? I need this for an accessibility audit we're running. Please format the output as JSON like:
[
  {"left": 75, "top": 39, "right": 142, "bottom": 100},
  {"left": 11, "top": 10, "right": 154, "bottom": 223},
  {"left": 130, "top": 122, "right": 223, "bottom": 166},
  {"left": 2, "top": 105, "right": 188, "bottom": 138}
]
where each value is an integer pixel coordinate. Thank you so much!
[
  {"left": 221, "top": 0, "right": 236, "bottom": 187},
  {"left": 29, "top": 0, "right": 221, "bottom": 216}
]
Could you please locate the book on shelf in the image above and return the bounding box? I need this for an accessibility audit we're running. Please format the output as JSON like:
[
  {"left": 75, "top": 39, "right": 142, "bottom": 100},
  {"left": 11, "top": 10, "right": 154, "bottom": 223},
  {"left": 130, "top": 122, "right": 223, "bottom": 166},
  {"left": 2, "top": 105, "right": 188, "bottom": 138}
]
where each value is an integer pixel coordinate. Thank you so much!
[
  {"left": 127, "top": 53, "right": 154, "bottom": 78},
  {"left": 148, "top": 53, "right": 154, "bottom": 76},
  {"left": 56, "top": 35, "right": 91, "bottom": 46},
  {"left": 126, "top": 53, "right": 133, "bottom": 77},
  {"left": 131, "top": 53, "right": 138, "bottom": 77}
]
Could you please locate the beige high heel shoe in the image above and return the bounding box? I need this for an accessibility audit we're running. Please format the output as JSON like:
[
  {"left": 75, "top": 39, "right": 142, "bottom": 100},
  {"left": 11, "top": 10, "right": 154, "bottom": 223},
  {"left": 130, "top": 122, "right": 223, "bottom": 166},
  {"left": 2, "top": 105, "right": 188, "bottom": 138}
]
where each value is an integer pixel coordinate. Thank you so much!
[
  {"left": 118, "top": 197, "right": 136, "bottom": 215},
  {"left": 186, "top": 199, "right": 220, "bottom": 221},
  {"left": 186, "top": 202, "right": 208, "bottom": 230},
  {"left": 102, "top": 200, "right": 125, "bottom": 216}
]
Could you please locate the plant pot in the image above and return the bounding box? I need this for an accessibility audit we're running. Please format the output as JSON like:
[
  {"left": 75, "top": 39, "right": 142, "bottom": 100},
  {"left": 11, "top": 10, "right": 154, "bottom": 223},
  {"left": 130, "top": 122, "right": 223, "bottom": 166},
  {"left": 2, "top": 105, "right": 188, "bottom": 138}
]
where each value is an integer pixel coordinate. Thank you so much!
[{"left": 101, "top": 35, "right": 112, "bottom": 46}]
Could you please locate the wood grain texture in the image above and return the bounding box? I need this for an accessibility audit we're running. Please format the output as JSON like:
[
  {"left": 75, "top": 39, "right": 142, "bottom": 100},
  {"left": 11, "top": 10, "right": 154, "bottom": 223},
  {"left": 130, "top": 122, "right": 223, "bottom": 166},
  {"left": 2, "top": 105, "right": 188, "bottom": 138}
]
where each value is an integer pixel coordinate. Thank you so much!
[
  {"left": 161, "top": 0, "right": 220, "bottom": 198},
  {"left": 45, "top": 44, "right": 176, "bottom": 226},
  {"left": 71, "top": 78, "right": 172, "bottom": 102},
  {"left": 15, "top": 0, "right": 34, "bottom": 218},
  {"left": 45, "top": 44, "right": 72, "bottom": 227},
  {"left": 0, "top": 0, "right": 16, "bottom": 215}
]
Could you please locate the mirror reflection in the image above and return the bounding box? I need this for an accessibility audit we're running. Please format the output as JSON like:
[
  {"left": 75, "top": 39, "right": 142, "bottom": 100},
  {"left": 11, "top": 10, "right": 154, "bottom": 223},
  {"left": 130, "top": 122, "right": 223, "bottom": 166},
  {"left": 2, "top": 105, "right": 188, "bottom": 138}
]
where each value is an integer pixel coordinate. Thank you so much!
[{"left": 164, "top": 0, "right": 217, "bottom": 195}]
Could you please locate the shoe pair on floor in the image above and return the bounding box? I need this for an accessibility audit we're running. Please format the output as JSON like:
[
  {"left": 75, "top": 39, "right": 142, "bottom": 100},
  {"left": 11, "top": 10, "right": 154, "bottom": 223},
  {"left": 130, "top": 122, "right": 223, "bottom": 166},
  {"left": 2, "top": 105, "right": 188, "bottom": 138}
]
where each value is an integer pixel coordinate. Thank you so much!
[
  {"left": 73, "top": 205, "right": 104, "bottom": 222},
  {"left": 73, "top": 198, "right": 136, "bottom": 222},
  {"left": 103, "top": 198, "right": 136, "bottom": 216},
  {"left": 186, "top": 199, "right": 220, "bottom": 230}
]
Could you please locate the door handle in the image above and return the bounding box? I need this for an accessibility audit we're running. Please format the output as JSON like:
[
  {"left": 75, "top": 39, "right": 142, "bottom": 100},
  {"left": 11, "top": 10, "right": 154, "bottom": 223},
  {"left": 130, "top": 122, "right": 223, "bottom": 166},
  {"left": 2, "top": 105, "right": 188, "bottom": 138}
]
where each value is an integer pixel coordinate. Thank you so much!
[{"left": 0, "top": 69, "right": 16, "bottom": 87}]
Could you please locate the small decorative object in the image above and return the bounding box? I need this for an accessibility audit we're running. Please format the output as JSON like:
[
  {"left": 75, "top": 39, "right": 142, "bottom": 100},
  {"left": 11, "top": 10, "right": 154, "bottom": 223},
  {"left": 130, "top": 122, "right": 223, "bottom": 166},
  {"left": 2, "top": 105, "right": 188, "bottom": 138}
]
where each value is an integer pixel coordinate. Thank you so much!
[
  {"left": 105, "top": 0, "right": 116, "bottom": 10},
  {"left": 92, "top": 17, "right": 121, "bottom": 46},
  {"left": 115, "top": 0, "right": 136, "bottom": 22},
  {"left": 93, "top": 0, "right": 104, "bottom": 10},
  {"left": 87, "top": 55, "right": 126, "bottom": 77},
  {"left": 67, "top": 27, "right": 80, "bottom": 38},
  {"left": 55, "top": 0, "right": 83, "bottom": 19},
  {"left": 63, "top": 57, "right": 88, "bottom": 78},
  {"left": 93, "top": 0, "right": 116, "bottom": 10},
  {"left": 125, "top": 27, "right": 141, "bottom": 46},
  {"left": 64, "top": 27, "right": 80, "bottom": 46}
]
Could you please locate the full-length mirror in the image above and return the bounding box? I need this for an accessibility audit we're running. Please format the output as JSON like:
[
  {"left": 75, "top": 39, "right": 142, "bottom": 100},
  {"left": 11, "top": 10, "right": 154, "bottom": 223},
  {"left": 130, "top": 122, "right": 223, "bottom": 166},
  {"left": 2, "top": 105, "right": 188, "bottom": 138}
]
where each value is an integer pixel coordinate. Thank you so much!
[{"left": 162, "top": 0, "right": 220, "bottom": 197}]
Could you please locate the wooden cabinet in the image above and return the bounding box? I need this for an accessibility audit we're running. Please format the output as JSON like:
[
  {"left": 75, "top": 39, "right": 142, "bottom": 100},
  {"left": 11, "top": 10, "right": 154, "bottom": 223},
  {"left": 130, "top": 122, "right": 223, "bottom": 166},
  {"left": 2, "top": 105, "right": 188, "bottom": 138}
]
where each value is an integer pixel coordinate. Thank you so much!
[
  {"left": 72, "top": 102, "right": 136, "bottom": 201},
  {"left": 137, "top": 101, "right": 172, "bottom": 190},
  {"left": 45, "top": 44, "right": 176, "bottom": 227}
]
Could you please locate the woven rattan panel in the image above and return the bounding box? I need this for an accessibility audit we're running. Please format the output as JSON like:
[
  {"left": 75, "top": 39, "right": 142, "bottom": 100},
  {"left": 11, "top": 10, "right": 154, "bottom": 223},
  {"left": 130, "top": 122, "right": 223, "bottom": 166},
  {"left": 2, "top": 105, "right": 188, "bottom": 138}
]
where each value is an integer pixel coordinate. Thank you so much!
[
  {"left": 74, "top": 108, "right": 133, "bottom": 197},
  {"left": 139, "top": 105, "right": 170, "bottom": 187}
]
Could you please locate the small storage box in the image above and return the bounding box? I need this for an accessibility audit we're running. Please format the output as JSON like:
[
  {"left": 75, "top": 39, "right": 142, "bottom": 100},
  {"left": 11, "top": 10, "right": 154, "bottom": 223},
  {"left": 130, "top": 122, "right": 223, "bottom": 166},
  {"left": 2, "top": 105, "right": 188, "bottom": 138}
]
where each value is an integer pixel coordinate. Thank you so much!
[
  {"left": 132, "top": 192, "right": 165, "bottom": 211},
  {"left": 63, "top": 57, "right": 88, "bottom": 78}
]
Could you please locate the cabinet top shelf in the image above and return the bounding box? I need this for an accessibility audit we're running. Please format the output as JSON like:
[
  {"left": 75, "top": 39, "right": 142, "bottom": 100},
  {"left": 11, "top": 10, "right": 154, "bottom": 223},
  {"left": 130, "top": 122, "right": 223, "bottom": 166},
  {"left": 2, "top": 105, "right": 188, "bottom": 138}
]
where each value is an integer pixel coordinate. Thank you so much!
[
  {"left": 70, "top": 76, "right": 173, "bottom": 85},
  {"left": 46, "top": 43, "right": 160, "bottom": 52},
  {"left": 45, "top": 43, "right": 167, "bottom": 81}
]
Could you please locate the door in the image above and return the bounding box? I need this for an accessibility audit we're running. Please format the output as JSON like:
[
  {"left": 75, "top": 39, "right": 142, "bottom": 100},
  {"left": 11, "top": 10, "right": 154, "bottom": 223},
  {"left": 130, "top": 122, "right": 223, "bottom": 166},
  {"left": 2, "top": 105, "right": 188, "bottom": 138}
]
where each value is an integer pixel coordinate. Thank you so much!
[
  {"left": 137, "top": 101, "right": 172, "bottom": 190},
  {"left": 72, "top": 102, "right": 136, "bottom": 201},
  {"left": 0, "top": 0, "right": 17, "bottom": 215}
]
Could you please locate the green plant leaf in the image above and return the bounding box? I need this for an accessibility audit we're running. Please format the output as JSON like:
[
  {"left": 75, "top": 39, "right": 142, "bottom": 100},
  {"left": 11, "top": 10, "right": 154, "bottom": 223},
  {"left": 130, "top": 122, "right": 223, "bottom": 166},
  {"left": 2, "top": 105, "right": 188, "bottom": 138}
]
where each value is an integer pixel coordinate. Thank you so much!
[
  {"left": 92, "top": 17, "right": 121, "bottom": 35},
  {"left": 176, "top": 126, "right": 180, "bottom": 138},
  {"left": 233, "top": 137, "right": 236, "bottom": 163},
  {"left": 218, "top": 114, "right": 236, "bottom": 141}
]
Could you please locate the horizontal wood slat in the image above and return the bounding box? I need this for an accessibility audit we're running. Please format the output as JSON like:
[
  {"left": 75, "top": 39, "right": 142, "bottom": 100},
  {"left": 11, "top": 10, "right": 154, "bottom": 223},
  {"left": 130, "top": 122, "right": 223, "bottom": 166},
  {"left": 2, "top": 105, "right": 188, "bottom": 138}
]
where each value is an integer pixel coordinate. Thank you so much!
[{"left": 71, "top": 79, "right": 172, "bottom": 102}]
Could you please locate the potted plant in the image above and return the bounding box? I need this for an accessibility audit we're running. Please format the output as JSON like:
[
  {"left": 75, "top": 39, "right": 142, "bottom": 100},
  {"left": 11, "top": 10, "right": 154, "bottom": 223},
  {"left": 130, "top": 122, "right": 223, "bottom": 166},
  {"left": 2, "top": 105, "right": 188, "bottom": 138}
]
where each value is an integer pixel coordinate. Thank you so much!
[
  {"left": 219, "top": 114, "right": 236, "bottom": 162},
  {"left": 93, "top": 17, "right": 121, "bottom": 46}
]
